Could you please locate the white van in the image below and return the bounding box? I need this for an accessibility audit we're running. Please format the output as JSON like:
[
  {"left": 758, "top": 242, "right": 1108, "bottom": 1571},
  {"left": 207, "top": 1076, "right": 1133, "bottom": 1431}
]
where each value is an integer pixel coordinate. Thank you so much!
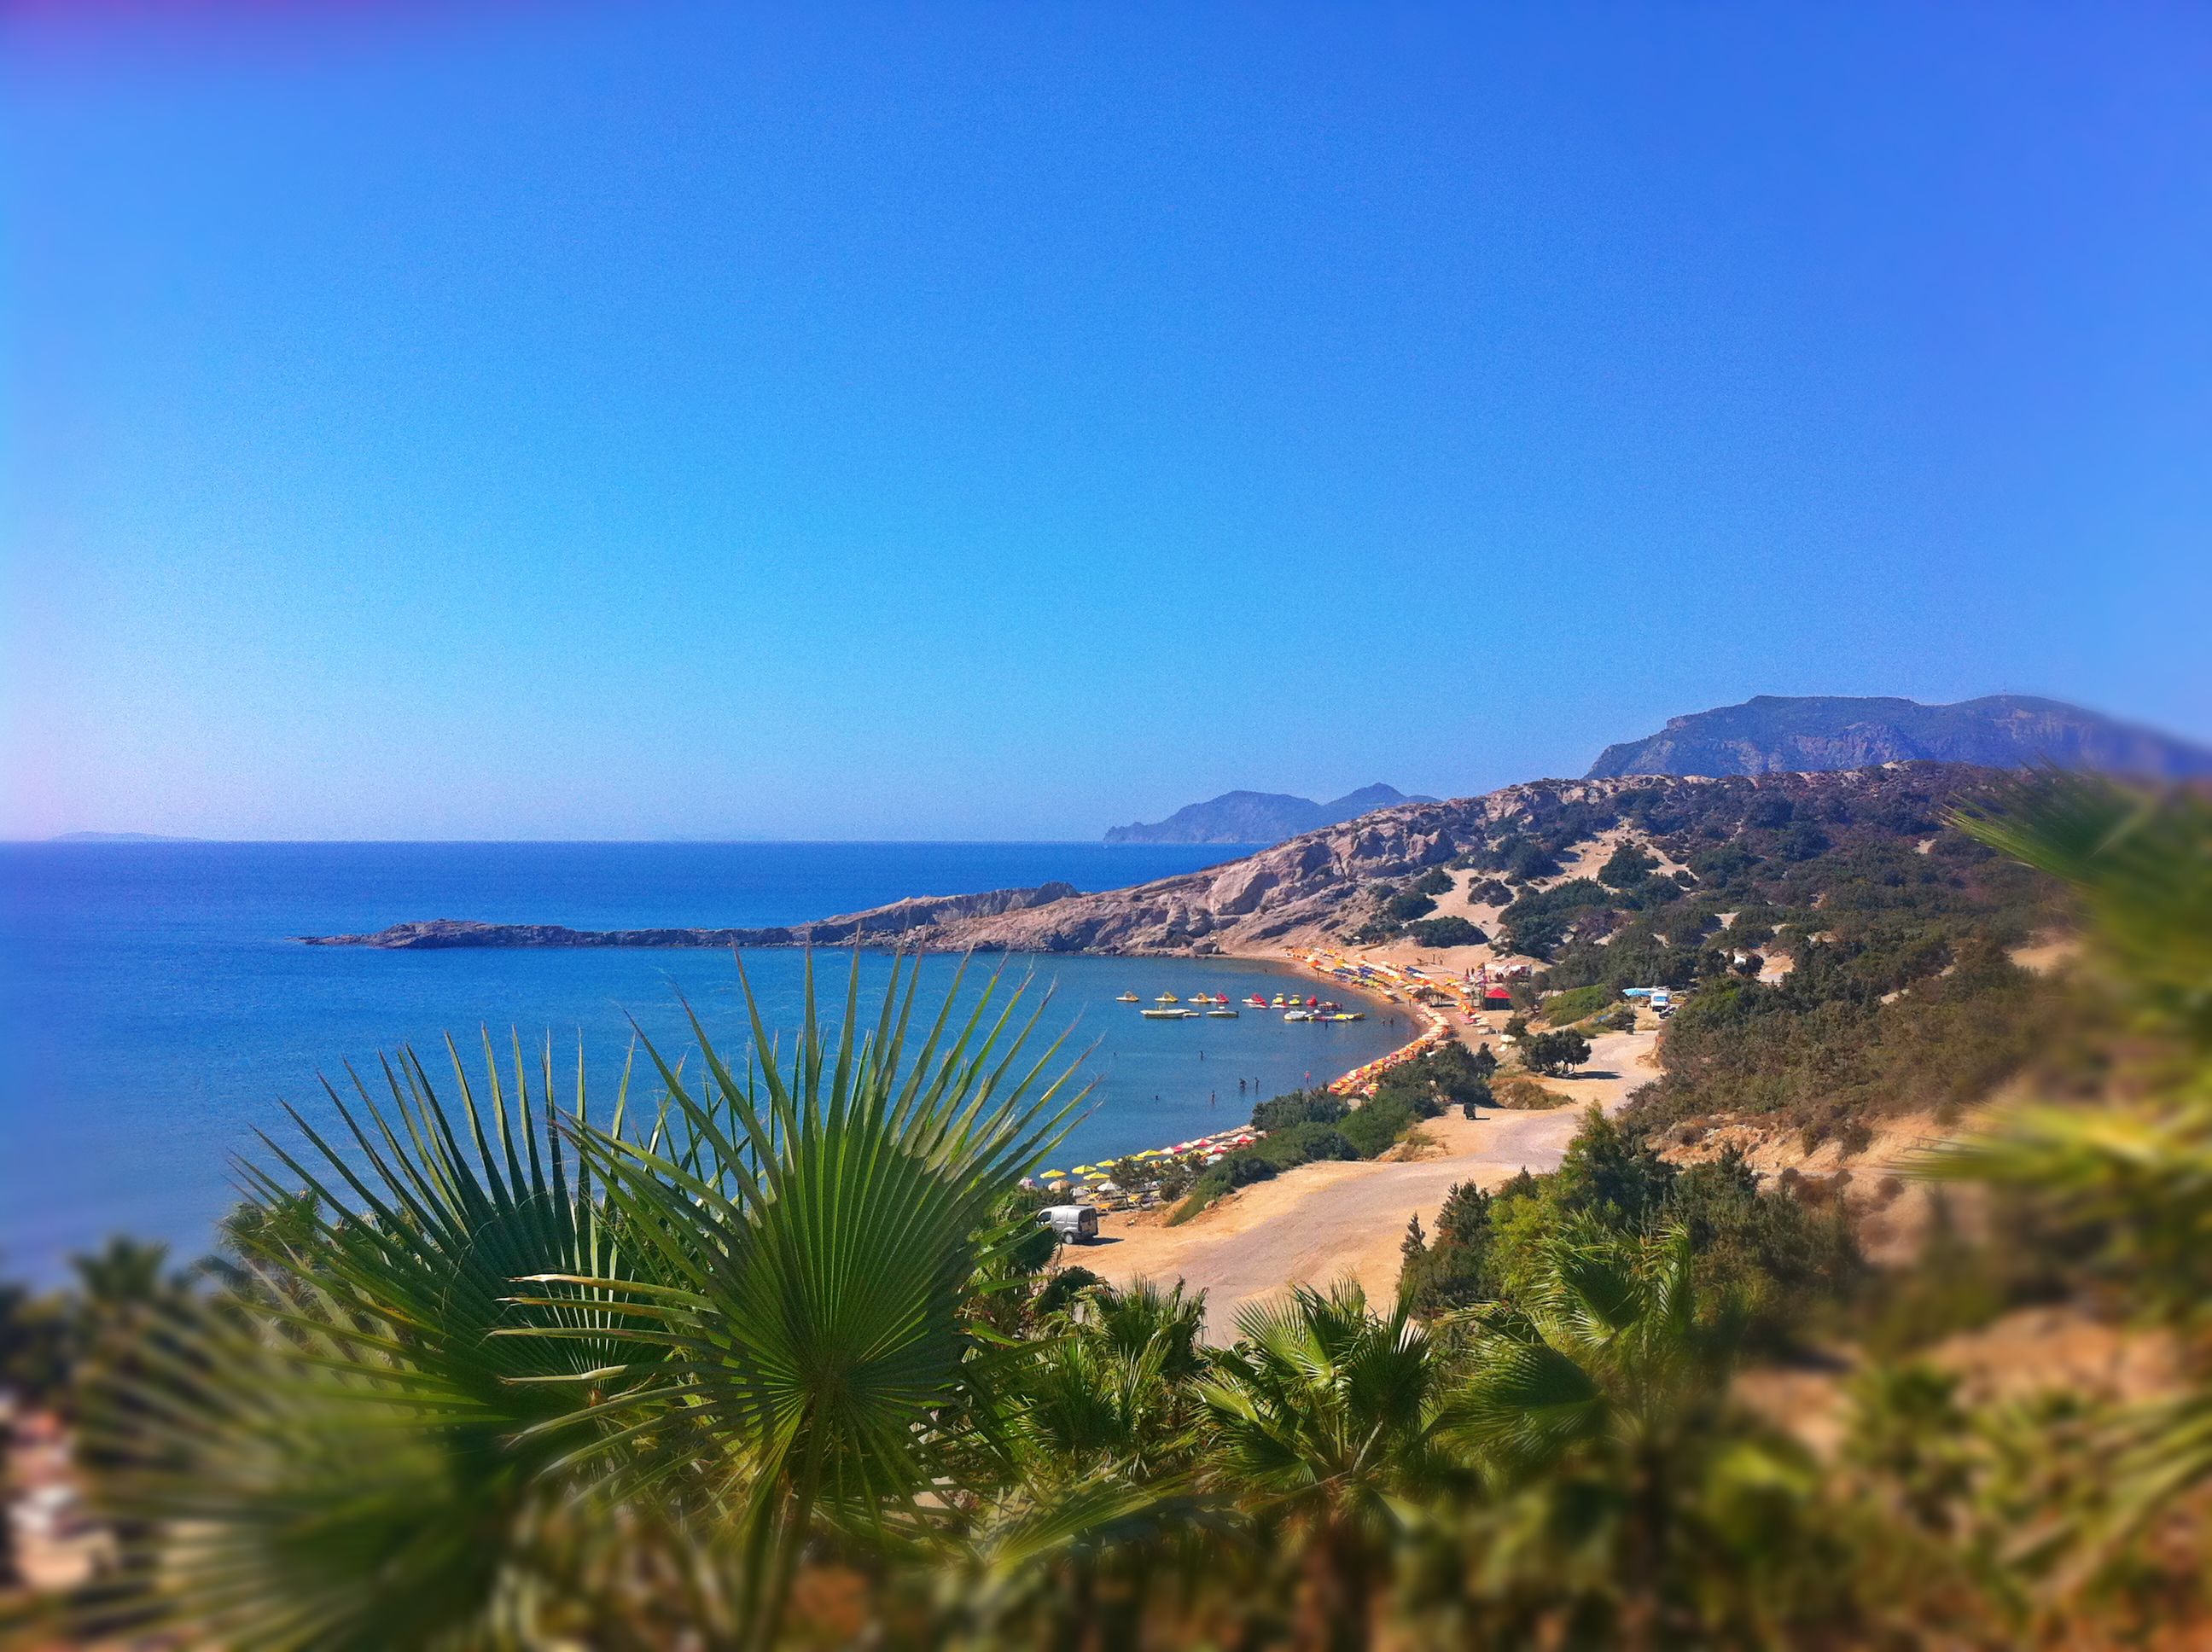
[{"left": 1040, "top": 1204, "right": 1100, "bottom": 1243}]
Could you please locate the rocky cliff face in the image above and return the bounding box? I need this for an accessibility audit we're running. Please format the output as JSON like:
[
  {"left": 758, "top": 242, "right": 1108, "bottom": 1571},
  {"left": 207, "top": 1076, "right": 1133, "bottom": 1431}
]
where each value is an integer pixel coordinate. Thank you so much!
[
  {"left": 841, "top": 782, "right": 1616, "bottom": 954},
  {"left": 301, "top": 786, "right": 1586, "bottom": 954}
]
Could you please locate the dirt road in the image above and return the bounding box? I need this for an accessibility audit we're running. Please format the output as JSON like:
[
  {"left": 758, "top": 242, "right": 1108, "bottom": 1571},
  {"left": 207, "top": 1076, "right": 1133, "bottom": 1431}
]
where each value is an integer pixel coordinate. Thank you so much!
[{"left": 1084, "top": 1027, "right": 1660, "bottom": 1339}]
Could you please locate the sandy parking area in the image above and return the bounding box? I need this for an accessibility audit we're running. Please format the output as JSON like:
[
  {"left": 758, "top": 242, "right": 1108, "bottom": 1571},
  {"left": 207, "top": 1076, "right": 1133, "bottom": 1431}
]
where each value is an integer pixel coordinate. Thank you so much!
[{"left": 1083, "top": 1027, "right": 1661, "bottom": 1339}]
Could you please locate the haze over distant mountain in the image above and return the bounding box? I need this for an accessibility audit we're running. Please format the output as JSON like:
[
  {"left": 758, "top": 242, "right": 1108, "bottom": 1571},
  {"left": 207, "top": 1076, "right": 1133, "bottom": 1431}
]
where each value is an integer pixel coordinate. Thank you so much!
[
  {"left": 1104, "top": 783, "right": 1435, "bottom": 846},
  {"left": 1586, "top": 695, "right": 2212, "bottom": 781}
]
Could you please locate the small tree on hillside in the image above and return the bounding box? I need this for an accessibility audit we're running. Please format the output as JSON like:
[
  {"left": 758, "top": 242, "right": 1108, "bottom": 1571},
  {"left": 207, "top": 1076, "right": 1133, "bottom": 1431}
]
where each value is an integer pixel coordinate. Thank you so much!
[
  {"left": 1524, "top": 1028, "right": 1592, "bottom": 1077},
  {"left": 1400, "top": 1214, "right": 1428, "bottom": 1272}
]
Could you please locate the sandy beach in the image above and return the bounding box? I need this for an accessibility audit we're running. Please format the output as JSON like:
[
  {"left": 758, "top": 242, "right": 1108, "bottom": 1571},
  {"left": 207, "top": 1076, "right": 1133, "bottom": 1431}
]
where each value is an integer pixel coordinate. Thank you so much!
[{"left": 1082, "top": 1025, "right": 1660, "bottom": 1339}]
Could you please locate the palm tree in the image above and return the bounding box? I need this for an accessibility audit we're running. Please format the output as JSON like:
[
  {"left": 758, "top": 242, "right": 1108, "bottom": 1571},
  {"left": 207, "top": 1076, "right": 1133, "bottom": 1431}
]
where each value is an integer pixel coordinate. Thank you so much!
[
  {"left": 70, "top": 1237, "right": 181, "bottom": 1320},
  {"left": 97, "top": 951, "right": 1087, "bottom": 1651},
  {"left": 1450, "top": 1222, "right": 1837, "bottom": 1649},
  {"left": 1925, "top": 773, "right": 2212, "bottom": 1552},
  {"left": 1196, "top": 1279, "right": 1472, "bottom": 1651},
  {"left": 86, "top": 1030, "right": 681, "bottom": 1649},
  {"left": 902, "top": 1277, "right": 1220, "bottom": 1649},
  {"left": 523, "top": 953, "right": 1087, "bottom": 1648}
]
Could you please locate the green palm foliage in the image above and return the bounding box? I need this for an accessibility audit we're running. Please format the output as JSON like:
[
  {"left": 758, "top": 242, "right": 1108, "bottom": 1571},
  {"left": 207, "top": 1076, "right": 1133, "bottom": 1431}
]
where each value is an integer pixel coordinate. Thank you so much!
[
  {"left": 1452, "top": 1224, "right": 1836, "bottom": 1648},
  {"left": 92, "top": 952, "right": 1086, "bottom": 1652},
  {"left": 1009, "top": 1277, "right": 1210, "bottom": 1469},
  {"left": 89, "top": 1035, "right": 673, "bottom": 1649},
  {"left": 1950, "top": 769, "right": 2212, "bottom": 1056},
  {"left": 1926, "top": 772, "right": 2212, "bottom": 1552},
  {"left": 915, "top": 1277, "right": 1220, "bottom": 1649},
  {"left": 519, "top": 953, "right": 1087, "bottom": 1646},
  {"left": 1197, "top": 1280, "right": 1471, "bottom": 1650}
]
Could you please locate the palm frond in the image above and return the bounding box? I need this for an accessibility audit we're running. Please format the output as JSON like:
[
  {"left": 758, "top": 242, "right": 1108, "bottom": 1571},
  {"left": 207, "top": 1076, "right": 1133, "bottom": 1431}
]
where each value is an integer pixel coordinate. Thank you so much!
[
  {"left": 87, "top": 1037, "right": 663, "bottom": 1650},
  {"left": 514, "top": 951, "right": 1089, "bottom": 1646}
]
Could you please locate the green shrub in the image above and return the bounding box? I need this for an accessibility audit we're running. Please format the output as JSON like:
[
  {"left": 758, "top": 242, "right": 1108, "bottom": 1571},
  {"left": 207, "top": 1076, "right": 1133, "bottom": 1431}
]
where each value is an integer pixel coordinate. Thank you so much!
[
  {"left": 1374, "top": 1042, "right": 1491, "bottom": 1114},
  {"left": 1499, "top": 879, "right": 1614, "bottom": 958},
  {"left": 1341, "top": 1093, "right": 1415, "bottom": 1158},
  {"left": 1250, "top": 1090, "right": 1348, "bottom": 1132},
  {"left": 1598, "top": 843, "right": 1657, "bottom": 890},
  {"left": 1384, "top": 889, "right": 1438, "bottom": 923},
  {"left": 1168, "top": 1151, "right": 1280, "bottom": 1224},
  {"left": 1407, "top": 916, "right": 1485, "bottom": 947},
  {"left": 1254, "top": 1120, "right": 1360, "bottom": 1169},
  {"left": 1033, "top": 1266, "right": 1104, "bottom": 1318},
  {"left": 1540, "top": 984, "right": 1612, "bottom": 1026}
]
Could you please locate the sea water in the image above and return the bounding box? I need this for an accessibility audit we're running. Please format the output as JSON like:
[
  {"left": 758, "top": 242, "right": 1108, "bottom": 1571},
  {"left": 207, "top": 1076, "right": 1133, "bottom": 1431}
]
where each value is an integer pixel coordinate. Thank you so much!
[{"left": 0, "top": 842, "right": 1409, "bottom": 1277}]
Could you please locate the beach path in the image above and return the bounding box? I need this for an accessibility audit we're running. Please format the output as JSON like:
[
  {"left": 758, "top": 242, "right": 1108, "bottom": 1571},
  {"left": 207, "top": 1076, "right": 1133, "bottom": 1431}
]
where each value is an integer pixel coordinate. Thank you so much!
[{"left": 1084, "top": 1027, "right": 1661, "bottom": 1340}]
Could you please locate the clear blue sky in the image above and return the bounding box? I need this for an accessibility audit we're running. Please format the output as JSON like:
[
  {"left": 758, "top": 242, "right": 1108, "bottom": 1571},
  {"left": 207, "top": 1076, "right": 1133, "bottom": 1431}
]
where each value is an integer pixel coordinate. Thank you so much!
[{"left": 4, "top": 3, "right": 2206, "bottom": 841}]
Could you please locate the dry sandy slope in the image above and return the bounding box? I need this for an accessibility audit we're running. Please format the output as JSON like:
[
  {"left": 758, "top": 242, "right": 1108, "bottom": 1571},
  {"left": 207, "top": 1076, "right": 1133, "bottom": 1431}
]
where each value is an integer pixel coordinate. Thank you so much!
[{"left": 1086, "top": 1027, "right": 1661, "bottom": 1339}]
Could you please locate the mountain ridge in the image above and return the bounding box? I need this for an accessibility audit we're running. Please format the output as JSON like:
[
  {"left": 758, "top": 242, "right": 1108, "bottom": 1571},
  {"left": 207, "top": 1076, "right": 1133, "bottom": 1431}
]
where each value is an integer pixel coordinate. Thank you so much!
[
  {"left": 1586, "top": 694, "right": 2212, "bottom": 781},
  {"left": 1104, "top": 782, "right": 1435, "bottom": 845}
]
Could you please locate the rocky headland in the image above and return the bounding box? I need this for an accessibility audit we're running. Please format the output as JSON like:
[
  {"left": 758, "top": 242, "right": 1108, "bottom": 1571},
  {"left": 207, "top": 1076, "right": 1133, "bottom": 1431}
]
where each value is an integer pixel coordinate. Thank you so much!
[
  {"left": 302, "top": 778, "right": 1648, "bottom": 954},
  {"left": 299, "top": 765, "right": 2010, "bottom": 958}
]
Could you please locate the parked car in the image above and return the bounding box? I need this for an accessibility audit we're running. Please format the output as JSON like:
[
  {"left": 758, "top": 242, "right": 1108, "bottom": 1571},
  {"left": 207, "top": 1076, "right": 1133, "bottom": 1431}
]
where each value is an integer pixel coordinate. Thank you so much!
[{"left": 1039, "top": 1204, "right": 1100, "bottom": 1243}]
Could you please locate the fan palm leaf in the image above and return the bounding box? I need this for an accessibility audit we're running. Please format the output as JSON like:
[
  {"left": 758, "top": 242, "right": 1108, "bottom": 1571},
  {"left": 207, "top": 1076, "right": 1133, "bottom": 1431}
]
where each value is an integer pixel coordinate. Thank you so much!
[
  {"left": 1195, "top": 1280, "right": 1473, "bottom": 1649},
  {"left": 85, "top": 1033, "right": 671, "bottom": 1650},
  {"left": 508, "top": 950, "right": 1090, "bottom": 1648}
]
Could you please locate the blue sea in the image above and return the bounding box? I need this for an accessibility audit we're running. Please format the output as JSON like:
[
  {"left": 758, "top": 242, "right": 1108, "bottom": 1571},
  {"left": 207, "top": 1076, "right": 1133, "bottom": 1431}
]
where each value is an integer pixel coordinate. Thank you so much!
[{"left": 0, "top": 842, "right": 1408, "bottom": 1280}]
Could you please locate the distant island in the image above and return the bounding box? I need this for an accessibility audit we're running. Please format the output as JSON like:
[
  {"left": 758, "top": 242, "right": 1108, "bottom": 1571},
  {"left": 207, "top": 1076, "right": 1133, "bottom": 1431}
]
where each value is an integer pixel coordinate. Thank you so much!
[
  {"left": 1105, "top": 782, "right": 1435, "bottom": 846},
  {"left": 1586, "top": 694, "right": 2212, "bottom": 781}
]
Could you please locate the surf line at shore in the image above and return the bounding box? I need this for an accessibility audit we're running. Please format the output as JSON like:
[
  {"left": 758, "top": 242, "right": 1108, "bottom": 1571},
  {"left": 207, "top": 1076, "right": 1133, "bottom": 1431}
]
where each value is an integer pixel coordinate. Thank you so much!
[
  {"left": 1029, "top": 951, "right": 1454, "bottom": 1197},
  {"left": 1022, "top": 955, "right": 1441, "bottom": 1202},
  {"left": 1281, "top": 946, "right": 1459, "bottom": 1099}
]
